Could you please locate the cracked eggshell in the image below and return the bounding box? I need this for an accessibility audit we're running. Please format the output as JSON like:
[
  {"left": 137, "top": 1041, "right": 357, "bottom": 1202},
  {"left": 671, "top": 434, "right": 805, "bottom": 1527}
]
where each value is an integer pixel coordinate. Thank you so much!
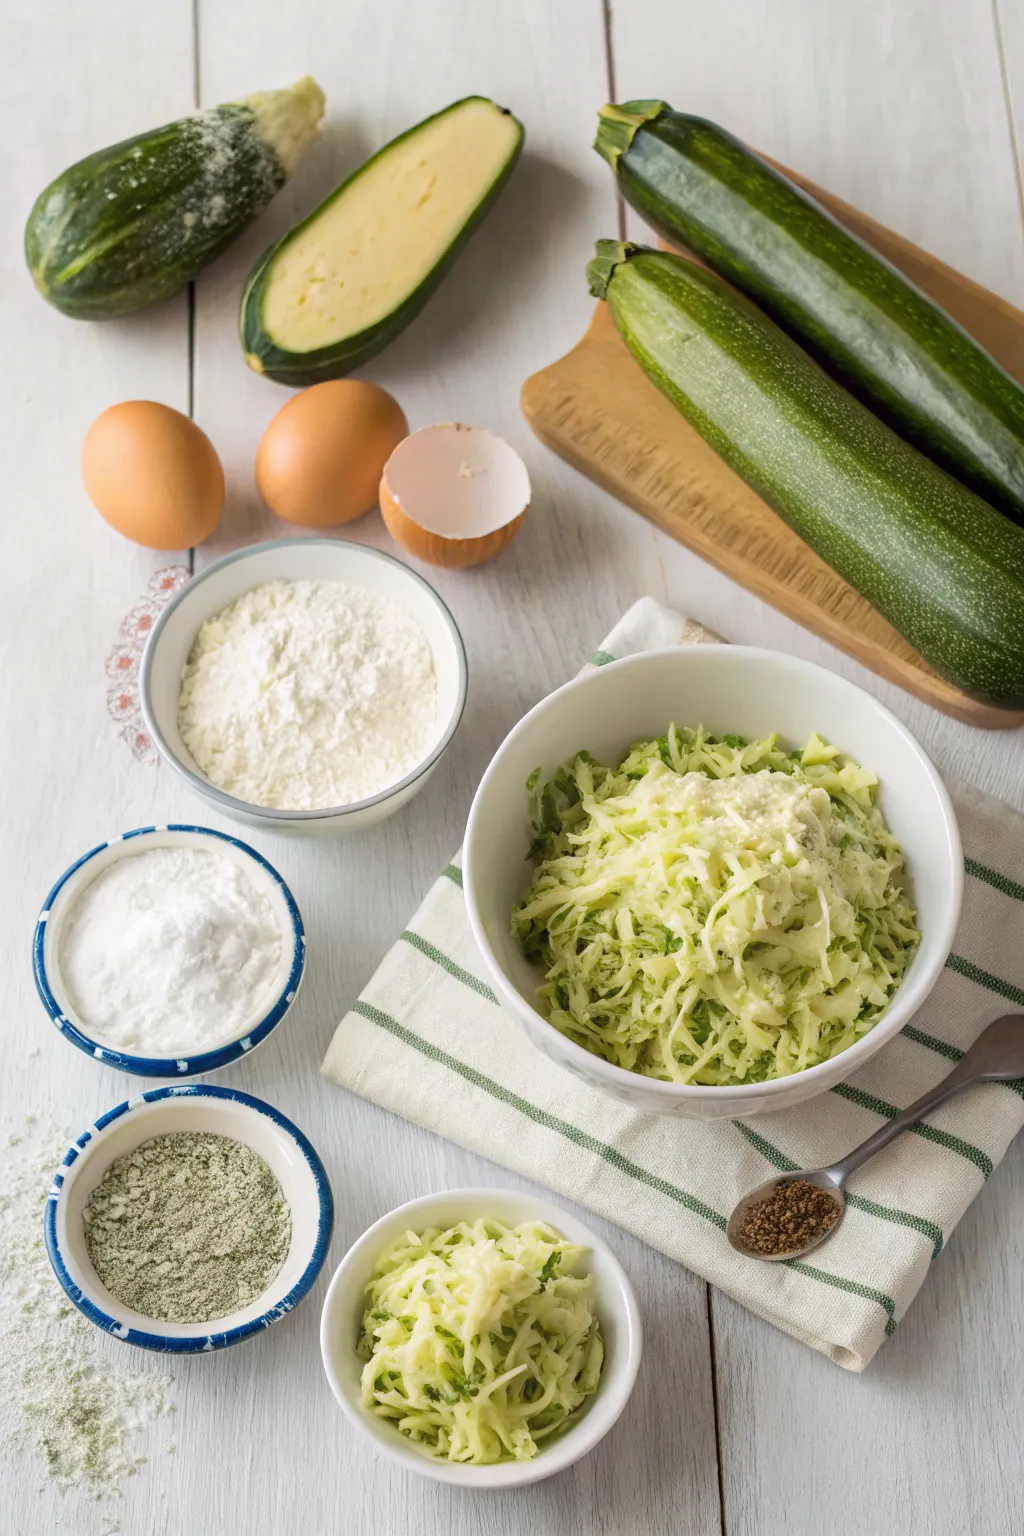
[{"left": 379, "top": 424, "right": 530, "bottom": 569}]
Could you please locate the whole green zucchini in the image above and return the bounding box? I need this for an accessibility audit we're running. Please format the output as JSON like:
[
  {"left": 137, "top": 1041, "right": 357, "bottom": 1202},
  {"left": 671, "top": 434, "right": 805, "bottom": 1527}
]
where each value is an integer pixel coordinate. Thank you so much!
[
  {"left": 26, "top": 78, "right": 325, "bottom": 319},
  {"left": 595, "top": 101, "right": 1024, "bottom": 525},
  {"left": 240, "top": 96, "right": 523, "bottom": 384},
  {"left": 587, "top": 240, "right": 1024, "bottom": 708}
]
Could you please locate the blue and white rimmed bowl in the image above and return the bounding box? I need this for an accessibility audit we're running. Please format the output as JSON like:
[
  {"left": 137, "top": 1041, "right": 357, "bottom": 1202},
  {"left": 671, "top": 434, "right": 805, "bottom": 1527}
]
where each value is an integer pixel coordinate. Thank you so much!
[
  {"left": 33, "top": 825, "right": 306, "bottom": 1077},
  {"left": 45, "top": 1084, "right": 334, "bottom": 1353}
]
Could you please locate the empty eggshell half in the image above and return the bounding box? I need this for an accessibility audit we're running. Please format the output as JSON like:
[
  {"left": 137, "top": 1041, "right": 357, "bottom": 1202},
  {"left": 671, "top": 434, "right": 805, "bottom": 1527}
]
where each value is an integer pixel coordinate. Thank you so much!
[{"left": 379, "top": 424, "right": 530, "bottom": 569}]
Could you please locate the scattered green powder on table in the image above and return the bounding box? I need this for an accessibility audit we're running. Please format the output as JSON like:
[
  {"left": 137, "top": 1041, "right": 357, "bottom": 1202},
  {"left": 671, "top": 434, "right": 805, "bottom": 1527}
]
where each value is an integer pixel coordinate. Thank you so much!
[
  {"left": 84, "top": 1131, "right": 291, "bottom": 1325},
  {"left": 0, "top": 1118, "right": 174, "bottom": 1497}
]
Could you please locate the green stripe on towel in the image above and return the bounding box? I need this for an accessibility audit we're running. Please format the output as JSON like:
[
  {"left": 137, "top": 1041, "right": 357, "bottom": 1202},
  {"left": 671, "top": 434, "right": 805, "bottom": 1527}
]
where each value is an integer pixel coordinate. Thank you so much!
[
  {"left": 351, "top": 999, "right": 725, "bottom": 1226},
  {"left": 399, "top": 929, "right": 1002, "bottom": 1182},
  {"left": 965, "top": 856, "right": 1024, "bottom": 904},
  {"left": 946, "top": 952, "right": 1024, "bottom": 1010},
  {"left": 785, "top": 1259, "right": 897, "bottom": 1335},
  {"left": 832, "top": 1083, "right": 992, "bottom": 1177},
  {"left": 902, "top": 1023, "right": 1024, "bottom": 1101},
  {"left": 400, "top": 931, "right": 496, "bottom": 1002},
  {"left": 350, "top": 998, "right": 899, "bottom": 1333},
  {"left": 901, "top": 1025, "right": 964, "bottom": 1064}
]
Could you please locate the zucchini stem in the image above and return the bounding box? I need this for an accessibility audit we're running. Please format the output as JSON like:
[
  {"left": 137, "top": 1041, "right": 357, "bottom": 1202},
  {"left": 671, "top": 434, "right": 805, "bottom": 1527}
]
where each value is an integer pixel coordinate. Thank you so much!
[
  {"left": 242, "top": 76, "right": 326, "bottom": 175},
  {"left": 593, "top": 100, "right": 668, "bottom": 170},
  {"left": 586, "top": 238, "right": 639, "bottom": 300}
]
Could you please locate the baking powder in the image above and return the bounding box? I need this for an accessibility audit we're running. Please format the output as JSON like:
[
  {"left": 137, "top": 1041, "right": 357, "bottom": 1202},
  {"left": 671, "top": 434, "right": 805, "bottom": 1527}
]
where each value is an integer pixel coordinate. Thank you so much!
[
  {"left": 177, "top": 578, "right": 438, "bottom": 810},
  {"left": 59, "top": 846, "right": 283, "bottom": 1056}
]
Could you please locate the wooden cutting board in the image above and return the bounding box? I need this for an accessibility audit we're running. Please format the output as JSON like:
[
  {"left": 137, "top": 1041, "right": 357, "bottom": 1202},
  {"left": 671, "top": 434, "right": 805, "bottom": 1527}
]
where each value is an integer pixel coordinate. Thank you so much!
[{"left": 520, "top": 165, "right": 1024, "bottom": 729}]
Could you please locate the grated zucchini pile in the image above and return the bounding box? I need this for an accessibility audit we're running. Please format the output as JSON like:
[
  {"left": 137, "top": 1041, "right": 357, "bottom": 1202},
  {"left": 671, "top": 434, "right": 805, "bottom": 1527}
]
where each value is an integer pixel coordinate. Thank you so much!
[
  {"left": 511, "top": 727, "right": 919, "bottom": 1086},
  {"left": 357, "top": 1219, "right": 603, "bottom": 1463}
]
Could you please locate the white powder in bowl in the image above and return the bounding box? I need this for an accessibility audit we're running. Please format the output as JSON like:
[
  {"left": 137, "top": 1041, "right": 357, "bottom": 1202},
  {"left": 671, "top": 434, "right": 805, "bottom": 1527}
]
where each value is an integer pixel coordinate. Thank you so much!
[
  {"left": 58, "top": 846, "right": 284, "bottom": 1056},
  {"left": 176, "top": 578, "right": 439, "bottom": 811}
]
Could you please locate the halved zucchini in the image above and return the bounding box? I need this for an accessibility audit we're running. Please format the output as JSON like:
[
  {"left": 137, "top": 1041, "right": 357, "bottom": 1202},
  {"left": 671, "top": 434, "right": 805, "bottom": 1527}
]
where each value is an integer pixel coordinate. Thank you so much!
[{"left": 240, "top": 96, "right": 523, "bottom": 384}]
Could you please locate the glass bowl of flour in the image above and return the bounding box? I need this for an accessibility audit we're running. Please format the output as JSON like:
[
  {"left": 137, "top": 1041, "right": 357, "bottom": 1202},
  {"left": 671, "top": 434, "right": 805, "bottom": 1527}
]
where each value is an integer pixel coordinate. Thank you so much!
[
  {"left": 139, "top": 539, "right": 468, "bottom": 836},
  {"left": 34, "top": 825, "right": 306, "bottom": 1076}
]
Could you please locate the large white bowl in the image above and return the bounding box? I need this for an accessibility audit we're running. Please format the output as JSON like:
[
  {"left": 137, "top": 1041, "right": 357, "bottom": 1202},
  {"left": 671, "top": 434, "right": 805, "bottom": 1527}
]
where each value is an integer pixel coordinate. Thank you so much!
[
  {"left": 320, "top": 1188, "right": 642, "bottom": 1487},
  {"left": 464, "top": 646, "right": 962, "bottom": 1120},
  {"left": 140, "top": 539, "right": 467, "bottom": 837}
]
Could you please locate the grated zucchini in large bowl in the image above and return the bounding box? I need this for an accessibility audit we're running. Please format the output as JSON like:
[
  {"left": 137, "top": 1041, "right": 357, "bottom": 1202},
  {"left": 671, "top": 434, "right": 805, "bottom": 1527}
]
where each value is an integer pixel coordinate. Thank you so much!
[
  {"left": 357, "top": 1219, "right": 603, "bottom": 1463},
  {"left": 511, "top": 726, "right": 919, "bottom": 1087}
]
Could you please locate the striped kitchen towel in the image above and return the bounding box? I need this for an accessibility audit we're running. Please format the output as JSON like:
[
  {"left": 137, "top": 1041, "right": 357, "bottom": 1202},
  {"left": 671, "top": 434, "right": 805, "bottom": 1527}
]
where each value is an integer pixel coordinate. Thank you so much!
[{"left": 322, "top": 597, "right": 1024, "bottom": 1370}]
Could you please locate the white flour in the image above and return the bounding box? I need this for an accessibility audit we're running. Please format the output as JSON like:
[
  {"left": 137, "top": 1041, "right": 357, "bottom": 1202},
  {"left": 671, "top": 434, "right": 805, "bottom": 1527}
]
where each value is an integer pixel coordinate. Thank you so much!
[
  {"left": 177, "top": 579, "right": 438, "bottom": 811},
  {"left": 59, "top": 847, "right": 283, "bottom": 1056}
]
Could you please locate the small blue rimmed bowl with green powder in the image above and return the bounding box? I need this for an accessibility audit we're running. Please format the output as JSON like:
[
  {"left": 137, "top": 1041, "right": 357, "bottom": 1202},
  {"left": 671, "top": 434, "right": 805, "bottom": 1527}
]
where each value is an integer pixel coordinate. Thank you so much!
[{"left": 45, "top": 1085, "right": 333, "bottom": 1353}]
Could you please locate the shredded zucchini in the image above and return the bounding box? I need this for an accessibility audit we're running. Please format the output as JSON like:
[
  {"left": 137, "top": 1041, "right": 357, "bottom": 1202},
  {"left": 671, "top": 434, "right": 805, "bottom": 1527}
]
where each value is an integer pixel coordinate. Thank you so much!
[
  {"left": 511, "top": 726, "right": 919, "bottom": 1086},
  {"left": 357, "top": 1219, "right": 603, "bottom": 1463}
]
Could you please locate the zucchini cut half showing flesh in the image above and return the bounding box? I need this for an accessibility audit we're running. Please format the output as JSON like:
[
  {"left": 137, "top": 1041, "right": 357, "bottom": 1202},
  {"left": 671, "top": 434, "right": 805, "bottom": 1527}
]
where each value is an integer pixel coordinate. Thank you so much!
[{"left": 241, "top": 96, "right": 524, "bottom": 384}]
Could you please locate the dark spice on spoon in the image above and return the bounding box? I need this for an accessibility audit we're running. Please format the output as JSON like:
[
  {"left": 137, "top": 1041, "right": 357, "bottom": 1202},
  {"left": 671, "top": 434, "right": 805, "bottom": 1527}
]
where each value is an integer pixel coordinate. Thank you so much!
[{"left": 737, "top": 1178, "right": 841, "bottom": 1256}]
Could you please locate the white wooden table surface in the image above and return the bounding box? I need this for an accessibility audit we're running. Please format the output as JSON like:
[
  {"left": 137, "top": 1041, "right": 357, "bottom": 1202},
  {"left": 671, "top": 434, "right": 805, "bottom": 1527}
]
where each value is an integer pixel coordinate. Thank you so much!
[{"left": 4, "top": 2, "right": 1024, "bottom": 1532}]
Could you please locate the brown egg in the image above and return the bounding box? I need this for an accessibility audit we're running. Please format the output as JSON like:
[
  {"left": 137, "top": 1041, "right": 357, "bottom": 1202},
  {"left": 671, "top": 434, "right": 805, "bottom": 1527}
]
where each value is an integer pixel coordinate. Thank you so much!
[
  {"left": 256, "top": 380, "right": 408, "bottom": 528},
  {"left": 82, "top": 401, "right": 224, "bottom": 551},
  {"left": 80, "top": 402, "right": 222, "bottom": 552}
]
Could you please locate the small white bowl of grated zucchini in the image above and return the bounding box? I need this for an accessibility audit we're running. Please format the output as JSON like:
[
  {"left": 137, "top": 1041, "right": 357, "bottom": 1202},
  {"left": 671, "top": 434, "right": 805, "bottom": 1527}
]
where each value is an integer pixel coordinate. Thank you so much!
[
  {"left": 463, "top": 646, "right": 962, "bottom": 1119},
  {"left": 319, "top": 1189, "right": 641, "bottom": 1485}
]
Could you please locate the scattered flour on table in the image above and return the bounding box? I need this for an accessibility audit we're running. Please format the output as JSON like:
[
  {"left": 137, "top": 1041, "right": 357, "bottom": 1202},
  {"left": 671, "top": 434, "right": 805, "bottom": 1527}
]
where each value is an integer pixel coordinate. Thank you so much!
[
  {"left": 0, "top": 1119, "right": 174, "bottom": 1499},
  {"left": 178, "top": 579, "right": 438, "bottom": 811}
]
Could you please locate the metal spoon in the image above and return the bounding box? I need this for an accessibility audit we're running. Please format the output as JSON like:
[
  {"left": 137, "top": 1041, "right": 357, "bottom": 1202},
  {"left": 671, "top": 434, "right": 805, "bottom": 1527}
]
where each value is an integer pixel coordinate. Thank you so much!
[{"left": 727, "top": 1012, "right": 1024, "bottom": 1261}]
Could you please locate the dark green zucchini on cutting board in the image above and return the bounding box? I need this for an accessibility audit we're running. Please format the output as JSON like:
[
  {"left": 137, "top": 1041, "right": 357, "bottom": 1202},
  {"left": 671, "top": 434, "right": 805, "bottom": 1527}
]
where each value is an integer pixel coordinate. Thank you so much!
[
  {"left": 26, "top": 79, "right": 325, "bottom": 319},
  {"left": 587, "top": 241, "right": 1024, "bottom": 710},
  {"left": 595, "top": 101, "right": 1024, "bottom": 525},
  {"left": 520, "top": 164, "right": 1024, "bottom": 726},
  {"left": 240, "top": 96, "right": 523, "bottom": 384}
]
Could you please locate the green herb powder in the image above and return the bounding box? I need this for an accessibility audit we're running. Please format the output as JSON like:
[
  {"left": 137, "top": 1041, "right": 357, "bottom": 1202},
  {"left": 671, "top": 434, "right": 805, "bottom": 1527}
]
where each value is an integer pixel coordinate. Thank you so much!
[
  {"left": 83, "top": 1132, "right": 291, "bottom": 1325},
  {"left": 0, "top": 1119, "right": 174, "bottom": 1496}
]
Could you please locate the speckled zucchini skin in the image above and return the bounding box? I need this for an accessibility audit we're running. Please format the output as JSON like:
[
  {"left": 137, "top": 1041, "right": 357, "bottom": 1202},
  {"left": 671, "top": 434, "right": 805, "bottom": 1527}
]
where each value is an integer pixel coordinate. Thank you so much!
[
  {"left": 596, "top": 103, "right": 1024, "bottom": 525},
  {"left": 588, "top": 242, "right": 1024, "bottom": 708},
  {"left": 26, "top": 108, "right": 286, "bottom": 319},
  {"left": 240, "top": 97, "right": 524, "bottom": 386}
]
